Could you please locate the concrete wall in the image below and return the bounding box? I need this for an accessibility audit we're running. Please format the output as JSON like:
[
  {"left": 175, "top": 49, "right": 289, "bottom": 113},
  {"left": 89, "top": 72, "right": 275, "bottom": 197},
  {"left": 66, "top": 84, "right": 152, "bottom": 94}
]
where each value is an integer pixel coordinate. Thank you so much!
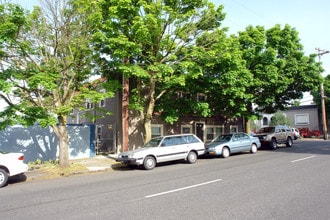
[{"left": 0, "top": 124, "right": 95, "bottom": 163}]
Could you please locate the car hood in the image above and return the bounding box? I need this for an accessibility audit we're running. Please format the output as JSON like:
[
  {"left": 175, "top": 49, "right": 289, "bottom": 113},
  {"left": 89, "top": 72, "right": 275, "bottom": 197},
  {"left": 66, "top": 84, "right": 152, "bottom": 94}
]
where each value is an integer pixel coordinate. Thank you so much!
[
  {"left": 206, "top": 141, "right": 227, "bottom": 148},
  {"left": 119, "top": 147, "right": 154, "bottom": 155}
]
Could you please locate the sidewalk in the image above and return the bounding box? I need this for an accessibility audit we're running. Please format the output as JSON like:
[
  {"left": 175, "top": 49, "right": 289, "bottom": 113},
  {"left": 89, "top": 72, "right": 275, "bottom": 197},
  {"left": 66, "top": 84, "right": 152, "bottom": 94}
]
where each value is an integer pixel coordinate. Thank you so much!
[{"left": 25, "top": 154, "right": 120, "bottom": 181}]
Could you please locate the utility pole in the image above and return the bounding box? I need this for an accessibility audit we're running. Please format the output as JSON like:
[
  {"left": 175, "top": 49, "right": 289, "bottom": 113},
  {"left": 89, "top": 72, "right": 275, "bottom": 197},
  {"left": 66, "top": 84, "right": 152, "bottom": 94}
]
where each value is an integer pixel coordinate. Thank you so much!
[{"left": 316, "top": 48, "right": 329, "bottom": 140}]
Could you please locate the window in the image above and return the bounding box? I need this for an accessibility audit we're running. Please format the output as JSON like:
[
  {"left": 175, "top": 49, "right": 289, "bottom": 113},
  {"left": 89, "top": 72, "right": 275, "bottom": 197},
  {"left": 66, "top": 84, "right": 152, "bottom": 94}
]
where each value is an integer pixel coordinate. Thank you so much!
[
  {"left": 99, "top": 99, "right": 106, "bottom": 107},
  {"left": 295, "top": 114, "right": 309, "bottom": 125},
  {"left": 99, "top": 89, "right": 106, "bottom": 107},
  {"left": 151, "top": 124, "right": 163, "bottom": 138},
  {"left": 181, "top": 125, "right": 192, "bottom": 134},
  {"left": 230, "top": 126, "right": 238, "bottom": 133},
  {"left": 86, "top": 99, "right": 94, "bottom": 109},
  {"left": 206, "top": 126, "right": 224, "bottom": 141},
  {"left": 263, "top": 117, "right": 268, "bottom": 126},
  {"left": 197, "top": 93, "right": 206, "bottom": 102}
]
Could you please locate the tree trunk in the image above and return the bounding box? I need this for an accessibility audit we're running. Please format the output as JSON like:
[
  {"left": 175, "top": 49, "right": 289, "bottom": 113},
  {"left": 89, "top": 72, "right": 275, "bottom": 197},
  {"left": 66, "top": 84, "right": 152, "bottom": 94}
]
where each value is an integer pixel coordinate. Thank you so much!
[
  {"left": 144, "top": 77, "right": 156, "bottom": 143},
  {"left": 52, "top": 115, "right": 70, "bottom": 167}
]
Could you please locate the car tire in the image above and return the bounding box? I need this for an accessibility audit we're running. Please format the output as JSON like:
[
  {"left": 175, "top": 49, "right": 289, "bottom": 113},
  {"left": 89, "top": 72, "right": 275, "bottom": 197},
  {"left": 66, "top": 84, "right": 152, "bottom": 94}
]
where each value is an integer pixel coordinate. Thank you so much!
[
  {"left": 286, "top": 137, "right": 293, "bottom": 147},
  {"left": 270, "top": 138, "right": 277, "bottom": 150},
  {"left": 0, "top": 168, "right": 8, "bottom": 188},
  {"left": 250, "top": 143, "right": 257, "bottom": 154},
  {"left": 143, "top": 156, "right": 156, "bottom": 170},
  {"left": 222, "top": 147, "right": 230, "bottom": 158},
  {"left": 187, "top": 151, "right": 197, "bottom": 164}
]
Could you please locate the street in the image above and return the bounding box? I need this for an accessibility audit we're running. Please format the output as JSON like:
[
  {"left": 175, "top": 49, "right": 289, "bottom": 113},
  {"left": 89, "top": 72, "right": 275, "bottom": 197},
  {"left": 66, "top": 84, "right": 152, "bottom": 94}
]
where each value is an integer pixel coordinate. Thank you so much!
[{"left": 1, "top": 139, "right": 330, "bottom": 220}]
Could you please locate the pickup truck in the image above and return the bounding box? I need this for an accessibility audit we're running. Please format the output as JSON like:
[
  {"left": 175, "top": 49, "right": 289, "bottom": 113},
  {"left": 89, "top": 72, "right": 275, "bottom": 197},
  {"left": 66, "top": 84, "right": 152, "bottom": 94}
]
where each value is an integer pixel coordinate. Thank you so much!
[{"left": 254, "top": 125, "right": 294, "bottom": 150}]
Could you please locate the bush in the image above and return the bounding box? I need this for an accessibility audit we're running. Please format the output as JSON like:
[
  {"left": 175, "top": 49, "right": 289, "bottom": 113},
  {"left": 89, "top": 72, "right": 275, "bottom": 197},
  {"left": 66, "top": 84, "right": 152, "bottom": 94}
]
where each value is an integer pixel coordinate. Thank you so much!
[{"left": 298, "top": 128, "right": 321, "bottom": 138}]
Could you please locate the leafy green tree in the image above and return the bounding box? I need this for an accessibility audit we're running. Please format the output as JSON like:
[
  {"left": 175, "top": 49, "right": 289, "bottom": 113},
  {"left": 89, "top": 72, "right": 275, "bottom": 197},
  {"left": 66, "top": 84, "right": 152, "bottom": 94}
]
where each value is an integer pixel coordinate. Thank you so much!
[
  {"left": 94, "top": 0, "right": 226, "bottom": 142},
  {"left": 0, "top": 1, "right": 115, "bottom": 167},
  {"left": 269, "top": 111, "right": 291, "bottom": 126},
  {"left": 239, "top": 24, "right": 322, "bottom": 114}
]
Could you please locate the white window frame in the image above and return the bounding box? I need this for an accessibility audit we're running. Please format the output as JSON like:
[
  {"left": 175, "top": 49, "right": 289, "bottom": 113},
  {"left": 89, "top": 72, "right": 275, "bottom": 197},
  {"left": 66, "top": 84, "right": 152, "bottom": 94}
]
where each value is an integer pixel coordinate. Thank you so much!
[
  {"left": 86, "top": 99, "right": 94, "bottom": 109},
  {"left": 151, "top": 124, "right": 163, "bottom": 138},
  {"left": 205, "top": 125, "right": 224, "bottom": 142},
  {"left": 295, "top": 114, "right": 310, "bottom": 125},
  {"left": 197, "top": 93, "right": 207, "bottom": 102},
  {"left": 230, "top": 125, "right": 238, "bottom": 133},
  {"left": 181, "top": 125, "right": 192, "bottom": 134}
]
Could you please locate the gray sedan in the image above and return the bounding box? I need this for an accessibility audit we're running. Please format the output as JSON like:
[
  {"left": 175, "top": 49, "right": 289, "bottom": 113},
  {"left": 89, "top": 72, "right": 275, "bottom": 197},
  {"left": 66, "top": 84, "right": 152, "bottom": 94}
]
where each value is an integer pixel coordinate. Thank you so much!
[{"left": 205, "top": 132, "right": 261, "bottom": 158}]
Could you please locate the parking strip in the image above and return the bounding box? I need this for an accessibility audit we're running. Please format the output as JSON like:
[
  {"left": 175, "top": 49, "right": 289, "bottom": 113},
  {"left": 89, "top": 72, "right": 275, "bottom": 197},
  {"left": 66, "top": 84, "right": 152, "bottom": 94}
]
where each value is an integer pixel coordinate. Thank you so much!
[
  {"left": 291, "top": 155, "right": 316, "bottom": 163},
  {"left": 145, "top": 179, "right": 222, "bottom": 198}
]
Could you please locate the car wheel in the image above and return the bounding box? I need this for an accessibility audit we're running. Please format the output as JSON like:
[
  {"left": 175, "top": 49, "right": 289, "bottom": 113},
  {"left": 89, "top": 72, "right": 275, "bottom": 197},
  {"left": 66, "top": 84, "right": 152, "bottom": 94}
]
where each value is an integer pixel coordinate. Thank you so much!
[
  {"left": 143, "top": 156, "right": 156, "bottom": 170},
  {"left": 187, "top": 151, "right": 197, "bottom": 164},
  {"left": 250, "top": 143, "right": 257, "bottom": 154},
  {"left": 222, "top": 147, "right": 230, "bottom": 158},
  {"left": 270, "top": 138, "right": 277, "bottom": 150},
  {"left": 0, "top": 168, "right": 8, "bottom": 188},
  {"left": 286, "top": 137, "right": 293, "bottom": 147}
]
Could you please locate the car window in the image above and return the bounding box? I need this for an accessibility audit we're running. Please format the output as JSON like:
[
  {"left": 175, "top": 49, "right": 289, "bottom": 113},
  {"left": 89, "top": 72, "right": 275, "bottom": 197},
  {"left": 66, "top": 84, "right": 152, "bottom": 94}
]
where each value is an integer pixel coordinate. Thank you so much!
[
  {"left": 242, "top": 133, "right": 249, "bottom": 139},
  {"left": 144, "top": 137, "right": 162, "bottom": 147},
  {"left": 233, "top": 134, "right": 241, "bottom": 141},
  {"left": 162, "top": 136, "right": 186, "bottom": 146},
  {"left": 183, "top": 135, "right": 200, "bottom": 143},
  {"left": 214, "top": 135, "right": 232, "bottom": 142}
]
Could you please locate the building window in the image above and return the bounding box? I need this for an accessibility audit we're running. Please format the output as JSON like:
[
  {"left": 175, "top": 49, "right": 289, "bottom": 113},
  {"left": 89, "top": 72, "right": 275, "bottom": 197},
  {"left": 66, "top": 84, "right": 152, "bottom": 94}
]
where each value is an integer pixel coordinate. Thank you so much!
[
  {"left": 151, "top": 124, "right": 163, "bottom": 138},
  {"left": 206, "top": 126, "right": 224, "bottom": 142},
  {"left": 197, "top": 93, "right": 206, "bottom": 102},
  {"left": 295, "top": 114, "right": 309, "bottom": 125},
  {"left": 86, "top": 99, "right": 94, "bottom": 109},
  {"left": 99, "top": 99, "right": 105, "bottom": 107},
  {"left": 181, "top": 125, "right": 192, "bottom": 134},
  {"left": 230, "top": 125, "right": 238, "bottom": 133},
  {"left": 263, "top": 117, "right": 268, "bottom": 126}
]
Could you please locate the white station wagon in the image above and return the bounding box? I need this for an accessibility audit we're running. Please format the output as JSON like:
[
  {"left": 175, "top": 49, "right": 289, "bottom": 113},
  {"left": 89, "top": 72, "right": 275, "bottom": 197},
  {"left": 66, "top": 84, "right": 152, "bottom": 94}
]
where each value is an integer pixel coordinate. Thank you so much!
[{"left": 117, "top": 134, "right": 205, "bottom": 170}]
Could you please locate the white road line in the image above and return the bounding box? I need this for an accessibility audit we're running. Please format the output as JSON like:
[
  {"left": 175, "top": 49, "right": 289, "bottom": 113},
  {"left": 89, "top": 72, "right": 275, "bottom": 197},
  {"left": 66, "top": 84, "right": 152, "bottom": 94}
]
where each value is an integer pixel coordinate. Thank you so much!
[
  {"left": 291, "top": 155, "right": 316, "bottom": 163},
  {"left": 145, "top": 179, "right": 222, "bottom": 198}
]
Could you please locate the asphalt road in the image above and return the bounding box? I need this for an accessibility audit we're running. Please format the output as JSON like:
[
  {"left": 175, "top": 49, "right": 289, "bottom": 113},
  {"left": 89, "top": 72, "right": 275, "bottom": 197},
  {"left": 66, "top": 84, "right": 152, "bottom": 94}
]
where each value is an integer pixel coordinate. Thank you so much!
[{"left": 1, "top": 139, "right": 330, "bottom": 220}]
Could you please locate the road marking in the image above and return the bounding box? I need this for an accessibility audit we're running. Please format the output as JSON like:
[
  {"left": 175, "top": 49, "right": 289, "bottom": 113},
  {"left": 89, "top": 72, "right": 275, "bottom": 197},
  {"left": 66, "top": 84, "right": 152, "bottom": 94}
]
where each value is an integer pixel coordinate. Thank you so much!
[
  {"left": 145, "top": 179, "right": 222, "bottom": 198},
  {"left": 291, "top": 155, "right": 316, "bottom": 163}
]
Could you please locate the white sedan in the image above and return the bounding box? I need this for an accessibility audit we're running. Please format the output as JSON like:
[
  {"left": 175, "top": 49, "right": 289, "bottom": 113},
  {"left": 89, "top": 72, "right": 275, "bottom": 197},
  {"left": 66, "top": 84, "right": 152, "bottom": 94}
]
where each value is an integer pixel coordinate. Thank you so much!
[{"left": 0, "top": 151, "right": 29, "bottom": 188}]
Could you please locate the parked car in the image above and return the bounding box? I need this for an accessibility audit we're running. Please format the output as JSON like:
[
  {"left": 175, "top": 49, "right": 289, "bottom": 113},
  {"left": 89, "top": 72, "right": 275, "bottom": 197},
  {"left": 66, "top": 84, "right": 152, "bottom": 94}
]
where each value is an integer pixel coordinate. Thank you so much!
[
  {"left": 205, "top": 132, "right": 261, "bottom": 158},
  {"left": 117, "top": 134, "right": 205, "bottom": 170},
  {"left": 291, "top": 128, "right": 300, "bottom": 140},
  {"left": 0, "top": 151, "right": 29, "bottom": 188},
  {"left": 254, "top": 125, "right": 294, "bottom": 149}
]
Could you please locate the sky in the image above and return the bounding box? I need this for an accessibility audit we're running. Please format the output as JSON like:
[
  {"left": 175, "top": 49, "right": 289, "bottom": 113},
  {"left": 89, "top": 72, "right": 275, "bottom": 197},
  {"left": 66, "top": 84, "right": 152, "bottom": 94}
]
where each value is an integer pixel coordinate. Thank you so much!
[
  {"left": 10, "top": 0, "right": 330, "bottom": 104},
  {"left": 212, "top": 0, "right": 330, "bottom": 104}
]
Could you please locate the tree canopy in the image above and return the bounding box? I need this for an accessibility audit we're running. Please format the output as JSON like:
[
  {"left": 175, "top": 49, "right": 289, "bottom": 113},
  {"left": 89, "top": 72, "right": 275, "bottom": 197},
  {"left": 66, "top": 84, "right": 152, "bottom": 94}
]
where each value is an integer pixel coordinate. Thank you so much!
[{"left": 0, "top": 1, "right": 117, "bottom": 166}]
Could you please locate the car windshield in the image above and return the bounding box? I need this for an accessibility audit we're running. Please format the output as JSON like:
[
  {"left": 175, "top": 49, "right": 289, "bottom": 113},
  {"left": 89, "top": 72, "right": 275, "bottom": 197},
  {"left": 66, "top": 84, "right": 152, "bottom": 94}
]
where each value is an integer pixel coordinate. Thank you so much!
[
  {"left": 143, "top": 137, "right": 162, "bottom": 148},
  {"left": 213, "top": 135, "right": 232, "bottom": 143},
  {"left": 258, "top": 127, "right": 275, "bottom": 133}
]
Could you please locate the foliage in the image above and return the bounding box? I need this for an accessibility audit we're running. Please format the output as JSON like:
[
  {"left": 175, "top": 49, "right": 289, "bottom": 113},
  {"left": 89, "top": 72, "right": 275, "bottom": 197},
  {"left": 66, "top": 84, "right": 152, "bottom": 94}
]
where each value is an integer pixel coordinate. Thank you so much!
[
  {"left": 94, "top": 0, "right": 226, "bottom": 141},
  {"left": 0, "top": 1, "right": 116, "bottom": 167},
  {"left": 298, "top": 128, "right": 321, "bottom": 138},
  {"left": 269, "top": 111, "right": 291, "bottom": 126}
]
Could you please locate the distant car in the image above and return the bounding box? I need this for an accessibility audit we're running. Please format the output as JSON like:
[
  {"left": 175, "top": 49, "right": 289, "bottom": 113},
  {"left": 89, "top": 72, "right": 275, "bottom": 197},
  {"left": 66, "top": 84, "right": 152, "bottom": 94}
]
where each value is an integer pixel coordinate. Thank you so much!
[
  {"left": 117, "top": 134, "right": 205, "bottom": 170},
  {"left": 291, "top": 128, "right": 300, "bottom": 140},
  {"left": 205, "top": 132, "right": 261, "bottom": 158},
  {"left": 254, "top": 125, "right": 294, "bottom": 149},
  {"left": 0, "top": 151, "right": 29, "bottom": 188}
]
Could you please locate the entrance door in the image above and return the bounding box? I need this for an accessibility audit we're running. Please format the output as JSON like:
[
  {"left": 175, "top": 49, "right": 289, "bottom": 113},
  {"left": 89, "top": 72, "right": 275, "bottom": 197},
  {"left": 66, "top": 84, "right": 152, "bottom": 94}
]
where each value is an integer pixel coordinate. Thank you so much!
[{"left": 196, "top": 123, "right": 204, "bottom": 142}]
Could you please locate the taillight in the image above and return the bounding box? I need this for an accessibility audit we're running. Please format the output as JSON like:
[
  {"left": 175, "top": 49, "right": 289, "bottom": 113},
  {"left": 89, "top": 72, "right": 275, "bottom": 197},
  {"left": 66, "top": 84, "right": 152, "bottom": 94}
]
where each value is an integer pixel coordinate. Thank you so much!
[{"left": 18, "top": 155, "right": 24, "bottom": 161}]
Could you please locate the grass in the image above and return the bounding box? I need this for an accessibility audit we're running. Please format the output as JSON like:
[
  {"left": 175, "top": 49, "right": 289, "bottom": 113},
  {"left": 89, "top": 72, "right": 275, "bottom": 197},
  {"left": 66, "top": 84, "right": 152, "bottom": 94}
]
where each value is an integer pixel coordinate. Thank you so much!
[{"left": 28, "top": 159, "right": 89, "bottom": 180}]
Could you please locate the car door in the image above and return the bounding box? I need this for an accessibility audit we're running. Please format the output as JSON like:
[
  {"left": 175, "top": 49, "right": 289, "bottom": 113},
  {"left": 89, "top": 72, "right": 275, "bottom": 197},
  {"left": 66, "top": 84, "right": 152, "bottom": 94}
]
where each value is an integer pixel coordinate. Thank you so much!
[
  {"left": 158, "top": 136, "right": 188, "bottom": 162},
  {"left": 240, "top": 133, "right": 252, "bottom": 151},
  {"left": 231, "top": 133, "right": 243, "bottom": 153}
]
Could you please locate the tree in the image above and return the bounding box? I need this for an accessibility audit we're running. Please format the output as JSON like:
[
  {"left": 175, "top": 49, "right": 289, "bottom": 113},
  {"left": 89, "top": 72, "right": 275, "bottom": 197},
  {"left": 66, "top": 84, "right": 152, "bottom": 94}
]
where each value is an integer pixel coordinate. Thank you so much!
[
  {"left": 94, "top": 0, "right": 226, "bottom": 143},
  {"left": 0, "top": 1, "right": 116, "bottom": 167},
  {"left": 269, "top": 111, "right": 291, "bottom": 126}
]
